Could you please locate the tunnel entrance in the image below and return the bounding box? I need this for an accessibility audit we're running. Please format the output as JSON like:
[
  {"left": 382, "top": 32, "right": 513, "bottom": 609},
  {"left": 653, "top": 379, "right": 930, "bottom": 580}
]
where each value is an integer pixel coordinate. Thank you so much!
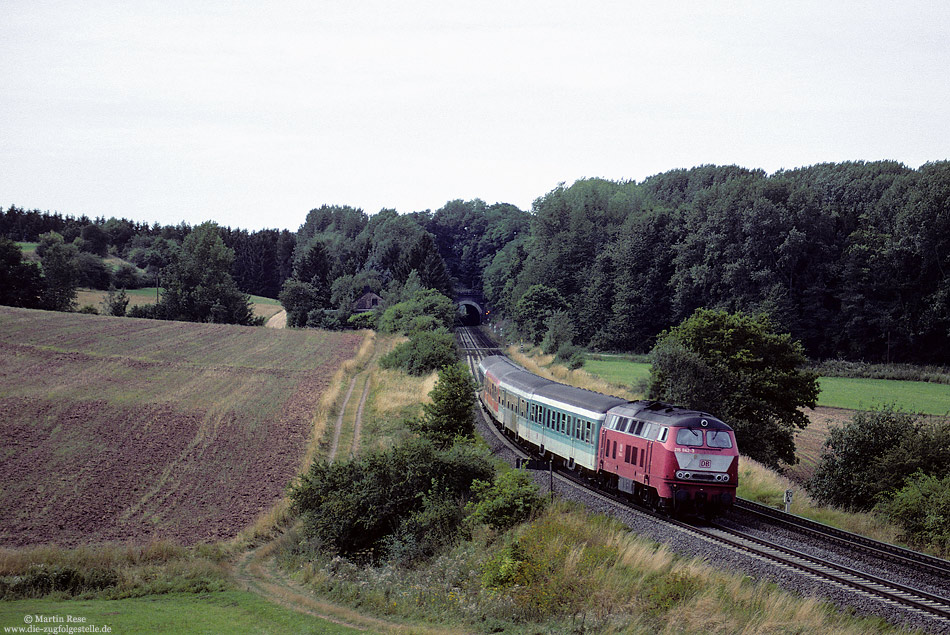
[{"left": 458, "top": 301, "right": 482, "bottom": 326}]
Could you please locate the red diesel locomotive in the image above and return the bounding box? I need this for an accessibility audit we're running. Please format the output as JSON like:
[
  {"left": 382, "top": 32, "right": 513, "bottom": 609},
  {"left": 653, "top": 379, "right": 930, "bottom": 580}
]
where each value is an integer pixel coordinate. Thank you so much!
[{"left": 478, "top": 355, "right": 738, "bottom": 516}]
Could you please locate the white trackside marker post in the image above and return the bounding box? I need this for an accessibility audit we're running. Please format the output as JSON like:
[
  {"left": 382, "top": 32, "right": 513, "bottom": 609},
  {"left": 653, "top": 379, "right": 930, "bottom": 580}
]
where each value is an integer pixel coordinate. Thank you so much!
[{"left": 784, "top": 489, "right": 793, "bottom": 514}]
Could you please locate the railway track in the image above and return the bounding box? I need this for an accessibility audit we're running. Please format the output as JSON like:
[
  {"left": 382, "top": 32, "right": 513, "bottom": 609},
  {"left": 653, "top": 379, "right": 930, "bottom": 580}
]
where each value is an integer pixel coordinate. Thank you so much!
[
  {"left": 456, "top": 329, "right": 950, "bottom": 631},
  {"left": 734, "top": 497, "right": 950, "bottom": 580},
  {"left": 456, "top": 325, "right": 502, "bottom": 375}
]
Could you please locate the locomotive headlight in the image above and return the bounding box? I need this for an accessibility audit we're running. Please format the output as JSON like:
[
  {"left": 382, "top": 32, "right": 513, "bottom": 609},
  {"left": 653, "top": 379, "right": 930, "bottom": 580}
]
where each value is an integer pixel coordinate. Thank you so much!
[{"left": 675, "top": 471, "right": 684, "bottom": 479}]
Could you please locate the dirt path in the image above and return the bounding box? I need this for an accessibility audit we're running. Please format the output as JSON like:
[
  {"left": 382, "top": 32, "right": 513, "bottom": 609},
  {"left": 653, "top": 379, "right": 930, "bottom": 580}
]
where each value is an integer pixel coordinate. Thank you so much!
[
  {"left": 328, "top": 376, "right": 358, "bottom": 462},
  {"left": 265, "top": 310, "right": 287, "bottom": 328},
  {"left": 232, "top": 541, "right": 456, "bottom": 634},
  {"left": 350, "top": 376, "right": 371, "bottom": 457}
]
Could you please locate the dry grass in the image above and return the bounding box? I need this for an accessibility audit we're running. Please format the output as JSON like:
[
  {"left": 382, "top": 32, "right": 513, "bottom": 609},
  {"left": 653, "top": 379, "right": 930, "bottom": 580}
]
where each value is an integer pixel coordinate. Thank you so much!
[
  {"left": 738, "top": 456, "right": 899, "bottom": 545},
  {"left": 506, "top": 345, "right": 638, "bottom": 401}
]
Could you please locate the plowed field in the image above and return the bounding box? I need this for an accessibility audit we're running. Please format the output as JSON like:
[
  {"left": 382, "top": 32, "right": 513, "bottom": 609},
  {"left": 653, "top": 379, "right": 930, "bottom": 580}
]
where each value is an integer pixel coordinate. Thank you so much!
[{"left": 0, "top": 307, "right": 363, "bottom": 547}]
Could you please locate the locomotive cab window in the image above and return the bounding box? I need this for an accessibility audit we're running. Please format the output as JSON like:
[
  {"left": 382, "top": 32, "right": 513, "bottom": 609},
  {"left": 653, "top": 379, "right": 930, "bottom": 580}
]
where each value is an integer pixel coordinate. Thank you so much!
[
  {"left": 707, "top": 429, "right": 733, "bottom": 448},
  {"left": 676, "top": 428, "right": 704, "bottom": 447}
]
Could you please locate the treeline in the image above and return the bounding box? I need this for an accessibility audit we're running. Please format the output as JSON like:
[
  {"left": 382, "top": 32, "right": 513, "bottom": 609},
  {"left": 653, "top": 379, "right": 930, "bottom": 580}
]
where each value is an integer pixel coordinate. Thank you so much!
[
  {"left": 482, "top": 162, "right": 950, "bottom": 364},
  {"left": 274, "top": 202, "right": 526, "bottom": 329},
  {"left": 5, "top": 160, "right": 949, "bottom": 362},
  {"left": 0, "top": 206, "right": 295, "bottom": 299}
]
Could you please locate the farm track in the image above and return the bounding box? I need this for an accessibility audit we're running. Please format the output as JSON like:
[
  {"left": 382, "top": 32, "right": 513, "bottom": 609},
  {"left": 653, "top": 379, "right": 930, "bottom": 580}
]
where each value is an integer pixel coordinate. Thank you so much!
[
  {"left": 233, "top": 541, "right": 458, "bottom": 635},
  {"left": 458, "top": 326, "right": 950, "bottom": 633}
]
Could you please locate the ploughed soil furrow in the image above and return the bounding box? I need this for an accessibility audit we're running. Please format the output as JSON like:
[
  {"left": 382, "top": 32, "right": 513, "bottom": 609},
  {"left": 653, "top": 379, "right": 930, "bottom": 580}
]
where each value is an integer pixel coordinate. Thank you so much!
[{"left": 0, "top": 307, "right": 364, "bottom": 547}]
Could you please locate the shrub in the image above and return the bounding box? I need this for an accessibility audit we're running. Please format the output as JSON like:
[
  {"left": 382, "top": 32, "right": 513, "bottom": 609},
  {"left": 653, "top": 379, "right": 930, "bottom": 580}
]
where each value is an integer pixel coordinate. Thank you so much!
[
  {"left": 378, "top": 288, "right": 455, "bottom": 334},
  {"left": 78, "top": 304, "right": 99, "bottom": 314},
  {"left": 555, "top": 343, "right": 584, "bottom": 370},
  {"left": 75, "top": 252, "right": 112, "bottom": 289},
  {"left": 874, "top": 471, "right": 950, "bottom": 555},
  {"left": 346, "top": 311, "right": 377, "bottom": 330},
  {"left": 807, "top": 408, "right": 950, "bottom": 511},
  {"left": 466, "top": 469, "right": 545, "bottom": 532},
  {"left": 101, "top": 286, "right": 129, "bottom": 317},
  {"left": 541, "top": 310, "right": 576, "bottom": 355},
  {"left": 113, "top": 264, "right": 144, "bottom": 289},
  {"left": 127, "top": 304, "right": 163, "bottom": 319},
  {"left": 481, "top": 541, "right": 533, "bottom": 590},
  {"left": 290, "top": 438, "right": 493, "bottom": 563},
  {"left": 379, "top": 330, "right": 457, "bottom": 376}
]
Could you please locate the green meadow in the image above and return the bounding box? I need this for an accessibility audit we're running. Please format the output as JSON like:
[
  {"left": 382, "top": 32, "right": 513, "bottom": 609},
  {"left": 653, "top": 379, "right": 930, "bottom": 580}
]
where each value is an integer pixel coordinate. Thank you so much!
[
  {"left": 582, "top": 356, "right": 651, "bottom": 391},
  {"left": 583, "top": 357, "right": 950, "bottom": 415},
  {"left": 817, "top": 376, "right": 950, "bottom": 415},
  {"left": 0, "top": 592, "right": 359, "bottom": 635}
]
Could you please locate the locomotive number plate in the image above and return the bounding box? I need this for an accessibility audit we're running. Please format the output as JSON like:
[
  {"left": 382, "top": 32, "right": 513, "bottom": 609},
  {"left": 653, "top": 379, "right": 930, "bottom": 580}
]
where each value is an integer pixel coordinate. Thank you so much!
[{"left": 700, "top": 459, "right": 711, "bottom": 468}]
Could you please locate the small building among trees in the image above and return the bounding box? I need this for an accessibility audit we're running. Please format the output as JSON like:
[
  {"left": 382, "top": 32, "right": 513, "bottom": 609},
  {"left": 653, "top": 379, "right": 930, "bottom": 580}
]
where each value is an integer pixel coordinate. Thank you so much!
[{"left": 353, "top": 288, "right": 382, "bottom": 312}]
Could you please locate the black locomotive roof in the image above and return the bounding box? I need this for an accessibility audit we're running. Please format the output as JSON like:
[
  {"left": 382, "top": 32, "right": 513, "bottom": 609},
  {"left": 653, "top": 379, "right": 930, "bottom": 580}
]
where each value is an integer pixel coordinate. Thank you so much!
[{"left": 615, "top": 400, "right": 733, "bottom": 430}]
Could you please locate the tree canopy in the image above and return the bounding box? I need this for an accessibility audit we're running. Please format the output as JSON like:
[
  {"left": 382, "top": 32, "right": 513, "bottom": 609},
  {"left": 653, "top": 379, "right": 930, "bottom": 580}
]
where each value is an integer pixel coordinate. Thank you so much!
[
  {"left": 648, "top": 309, "right": 819, "bottom": 469},
  {"left": 157, "top": 222, "right": 259, "bottom": 325}
]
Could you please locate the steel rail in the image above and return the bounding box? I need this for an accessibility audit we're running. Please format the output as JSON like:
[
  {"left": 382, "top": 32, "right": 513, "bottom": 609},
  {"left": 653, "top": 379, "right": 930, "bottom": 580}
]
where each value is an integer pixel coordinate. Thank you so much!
[{"left": 734, "top": 497, "right": 950, "bottom": 578}]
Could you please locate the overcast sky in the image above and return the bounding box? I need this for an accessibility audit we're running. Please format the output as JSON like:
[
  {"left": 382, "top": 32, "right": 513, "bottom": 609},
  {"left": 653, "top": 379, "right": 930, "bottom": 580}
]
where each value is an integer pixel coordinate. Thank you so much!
[{"left": 2, "top": 1, "right": 948, "bottom": 231}]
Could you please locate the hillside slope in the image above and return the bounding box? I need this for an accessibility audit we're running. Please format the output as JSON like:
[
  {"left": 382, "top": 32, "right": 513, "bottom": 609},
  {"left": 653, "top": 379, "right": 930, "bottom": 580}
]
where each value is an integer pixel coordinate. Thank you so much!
[{"left": 0, "top": 307, "right": 363, "bottom": 547}]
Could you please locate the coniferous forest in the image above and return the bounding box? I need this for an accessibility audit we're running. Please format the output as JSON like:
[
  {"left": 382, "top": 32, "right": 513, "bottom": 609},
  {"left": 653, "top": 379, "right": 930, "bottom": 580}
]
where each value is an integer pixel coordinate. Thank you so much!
[{"left": 2, "top": 160, "right": 948, "bottom": 364}]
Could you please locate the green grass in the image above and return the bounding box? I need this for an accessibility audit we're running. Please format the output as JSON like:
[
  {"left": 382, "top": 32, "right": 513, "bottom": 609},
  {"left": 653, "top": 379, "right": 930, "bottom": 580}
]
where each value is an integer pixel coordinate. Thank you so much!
[
  {"left": 0, "top": 592, "right": 359, "bottom": 634},
  {"left": 119, "top": 288, "right": 279, "bottom": 304},
  {"left": 582, "top": 357, "right": 651, "bottom": 388},
  {"left": 582, "top": 356, "right": 950, "bottom": 415},
  {"left": 817, "top": 376, "right": 950, "bottom": 415}
]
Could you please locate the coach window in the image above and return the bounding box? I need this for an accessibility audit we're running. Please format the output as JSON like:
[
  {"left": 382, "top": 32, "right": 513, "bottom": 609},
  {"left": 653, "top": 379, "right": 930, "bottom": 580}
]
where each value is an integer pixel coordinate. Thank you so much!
[
  {"left": 612, "top": 440, "right": 617, "bottom": 459},
  {"left": 585, "top": 421, "right": 592, "bottom": 443}
]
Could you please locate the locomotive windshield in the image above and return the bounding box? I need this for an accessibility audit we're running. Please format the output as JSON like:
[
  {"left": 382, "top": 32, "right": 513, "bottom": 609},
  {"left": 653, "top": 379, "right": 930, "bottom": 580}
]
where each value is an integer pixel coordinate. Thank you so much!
[
  {"left": 676, "top": 428, "right": 704, "bottom": 446},
  {"left": 706, "top": 429, "right": 733, "bottom": 448},
  {"left": 675, "top": 428, "right": 733, "bottom": 448}
]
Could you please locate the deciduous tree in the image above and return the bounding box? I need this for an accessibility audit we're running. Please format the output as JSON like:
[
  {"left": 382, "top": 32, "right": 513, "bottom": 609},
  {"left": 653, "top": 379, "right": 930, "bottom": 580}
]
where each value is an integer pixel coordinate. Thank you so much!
[{"left": 649, "top": 308, "right": 818, "bottom": 468}]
